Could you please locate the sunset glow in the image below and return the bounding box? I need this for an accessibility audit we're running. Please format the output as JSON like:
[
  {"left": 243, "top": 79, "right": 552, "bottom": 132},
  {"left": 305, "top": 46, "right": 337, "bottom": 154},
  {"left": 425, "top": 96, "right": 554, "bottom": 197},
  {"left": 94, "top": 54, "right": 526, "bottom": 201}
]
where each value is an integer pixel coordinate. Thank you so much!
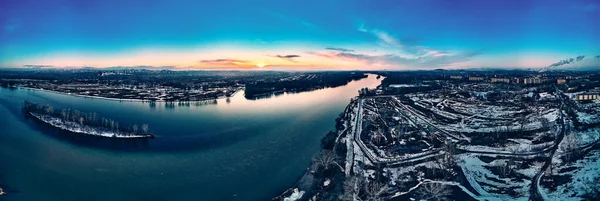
[{"left": 1, "top": 0, "right": 599, "bottom": 70}]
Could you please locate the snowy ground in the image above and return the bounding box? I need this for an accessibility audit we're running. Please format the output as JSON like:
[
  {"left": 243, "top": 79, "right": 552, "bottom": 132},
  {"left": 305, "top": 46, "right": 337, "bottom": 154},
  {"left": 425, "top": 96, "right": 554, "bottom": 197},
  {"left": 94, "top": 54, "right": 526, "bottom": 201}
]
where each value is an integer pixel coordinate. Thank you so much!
[
  {"left": 458, "top": 153, "right": 540, "bottom": 201},
  {"left": 334, "top": 83, "right": 599, "bottom": 201},
  {"left": 542, "top": 150, "right": 600, "bottom": 200}
]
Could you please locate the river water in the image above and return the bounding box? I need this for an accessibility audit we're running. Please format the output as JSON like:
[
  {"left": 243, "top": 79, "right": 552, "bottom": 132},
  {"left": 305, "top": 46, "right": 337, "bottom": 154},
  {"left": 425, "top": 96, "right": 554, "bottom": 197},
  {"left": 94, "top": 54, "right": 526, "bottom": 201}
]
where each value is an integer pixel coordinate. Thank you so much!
[{"left": 0, "top": 74, "right": 381, "bottom": 201}]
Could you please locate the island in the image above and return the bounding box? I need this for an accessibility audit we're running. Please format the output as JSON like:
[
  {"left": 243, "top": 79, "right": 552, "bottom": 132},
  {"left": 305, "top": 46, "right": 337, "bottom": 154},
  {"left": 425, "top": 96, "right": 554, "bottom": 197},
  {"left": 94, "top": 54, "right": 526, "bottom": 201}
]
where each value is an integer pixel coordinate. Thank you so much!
[{"left": 23, "top": 101, "right": 155, "bottom": 138}]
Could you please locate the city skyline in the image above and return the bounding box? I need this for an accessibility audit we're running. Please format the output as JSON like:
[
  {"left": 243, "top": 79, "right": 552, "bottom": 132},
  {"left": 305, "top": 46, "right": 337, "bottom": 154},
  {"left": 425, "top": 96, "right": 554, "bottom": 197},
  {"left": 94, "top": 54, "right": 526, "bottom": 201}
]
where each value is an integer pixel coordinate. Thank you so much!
[{"left": 1, "top": 0, "right": 600, "bottom": 70}]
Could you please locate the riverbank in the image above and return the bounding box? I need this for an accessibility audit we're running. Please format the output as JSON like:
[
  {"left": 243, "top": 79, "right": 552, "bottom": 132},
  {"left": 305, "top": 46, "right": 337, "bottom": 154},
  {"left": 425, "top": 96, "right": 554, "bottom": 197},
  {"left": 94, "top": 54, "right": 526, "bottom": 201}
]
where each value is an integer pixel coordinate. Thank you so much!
[
  {"left": 18, "top": 86, "right": 243, "bottom": 103},
  {"left": 275, "top": 100, "right": 357, "bottom": 200},
  {"left": 0, "top": 74, "right": 385, "bottom": 201},
  {"left": 29, "top": 113, "right": 154, "bottom": 139}
]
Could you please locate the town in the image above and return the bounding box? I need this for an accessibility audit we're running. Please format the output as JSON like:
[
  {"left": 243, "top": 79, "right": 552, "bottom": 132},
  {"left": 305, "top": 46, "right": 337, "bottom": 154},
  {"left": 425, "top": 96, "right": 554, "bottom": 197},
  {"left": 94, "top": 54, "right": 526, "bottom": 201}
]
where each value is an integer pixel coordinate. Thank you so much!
[
  {"left": 0, "top": 68, "right": 366, "bottom": 102},
  {"left": 281, "top": 70, "right": 600, "bottom": 201}
]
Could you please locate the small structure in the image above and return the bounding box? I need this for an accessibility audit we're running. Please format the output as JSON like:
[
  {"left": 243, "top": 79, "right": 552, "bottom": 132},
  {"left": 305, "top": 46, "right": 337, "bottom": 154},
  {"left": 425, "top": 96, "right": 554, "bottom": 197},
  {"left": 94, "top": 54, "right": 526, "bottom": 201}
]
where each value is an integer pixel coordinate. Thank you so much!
[
  {"left": 469, "top": 76, "right": 484, "bottom": 81},
  {"left": 577, "top": 94, "right": 600, "bottom": 101},
  {"left": 490, "top": 78, "right": 510, "bottom": 83},
  {"left": 557, "top": 79, "right": 567, "bottom": 85},
  {"left": 523, "top": 77, "right": 548, "bottom": 85},
  {"left": 449, "top": 75, "right": 463, "bottom": 79}
]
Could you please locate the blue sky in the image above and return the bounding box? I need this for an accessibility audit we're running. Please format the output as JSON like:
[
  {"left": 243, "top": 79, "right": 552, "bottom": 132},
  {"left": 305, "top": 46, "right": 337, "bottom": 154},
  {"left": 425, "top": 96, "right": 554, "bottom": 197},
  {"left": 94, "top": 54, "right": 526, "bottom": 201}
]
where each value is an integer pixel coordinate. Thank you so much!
[{"left": 1, "top": 0, "right": 599, "bottom": 69}]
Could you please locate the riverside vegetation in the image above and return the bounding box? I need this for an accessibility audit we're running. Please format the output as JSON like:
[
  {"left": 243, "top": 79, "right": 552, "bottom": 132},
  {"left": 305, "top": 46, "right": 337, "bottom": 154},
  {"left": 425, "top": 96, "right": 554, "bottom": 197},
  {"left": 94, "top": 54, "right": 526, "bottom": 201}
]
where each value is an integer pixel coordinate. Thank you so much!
[{"left": 23, "top": 101, "right": 154, "bottom": 138}]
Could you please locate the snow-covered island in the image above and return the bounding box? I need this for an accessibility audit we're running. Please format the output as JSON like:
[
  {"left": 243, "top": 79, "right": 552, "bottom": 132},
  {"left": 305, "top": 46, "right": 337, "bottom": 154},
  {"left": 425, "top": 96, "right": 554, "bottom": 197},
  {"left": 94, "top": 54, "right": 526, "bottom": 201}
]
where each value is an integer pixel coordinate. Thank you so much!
[{"left": 23, "top": 101, "right": 154, "bottom": 139}]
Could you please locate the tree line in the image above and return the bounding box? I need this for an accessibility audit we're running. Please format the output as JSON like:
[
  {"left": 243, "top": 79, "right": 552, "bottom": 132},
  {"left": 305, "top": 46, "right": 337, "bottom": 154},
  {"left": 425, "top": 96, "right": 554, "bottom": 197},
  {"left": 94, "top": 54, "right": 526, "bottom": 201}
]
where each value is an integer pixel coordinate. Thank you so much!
[
  {"left": 244, "top": 72, "right": 367, "bottom": 98},
  {"left": 23, "top": 101, "right": 151, "bottom": 135}
]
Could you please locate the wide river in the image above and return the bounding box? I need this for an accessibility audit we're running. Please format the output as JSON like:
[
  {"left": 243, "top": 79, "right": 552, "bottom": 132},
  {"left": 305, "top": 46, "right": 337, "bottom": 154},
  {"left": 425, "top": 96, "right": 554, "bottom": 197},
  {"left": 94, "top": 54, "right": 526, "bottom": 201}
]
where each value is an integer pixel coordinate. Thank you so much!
[{"left": 0, "top": 74, "right": 381, "bottom": 201}]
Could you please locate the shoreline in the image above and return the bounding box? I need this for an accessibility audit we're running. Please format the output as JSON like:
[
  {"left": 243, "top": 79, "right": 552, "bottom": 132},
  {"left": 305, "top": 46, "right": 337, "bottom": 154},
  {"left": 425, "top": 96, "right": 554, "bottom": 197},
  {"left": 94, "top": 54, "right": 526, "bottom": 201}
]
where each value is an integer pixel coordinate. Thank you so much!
[
  {"left": 275, "top": 100, "right": 356, "bottom": 200},
  {"left": 16, "top": 86, "right": 243, "bottom": 103}
]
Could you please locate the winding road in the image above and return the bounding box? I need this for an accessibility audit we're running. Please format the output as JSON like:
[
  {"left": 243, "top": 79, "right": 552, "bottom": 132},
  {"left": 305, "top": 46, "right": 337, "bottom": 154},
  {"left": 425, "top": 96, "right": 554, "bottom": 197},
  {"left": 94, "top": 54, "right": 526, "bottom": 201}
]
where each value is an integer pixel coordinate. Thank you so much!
[{"left": 529, "top": 89, "right": 568, "bottom": 201}]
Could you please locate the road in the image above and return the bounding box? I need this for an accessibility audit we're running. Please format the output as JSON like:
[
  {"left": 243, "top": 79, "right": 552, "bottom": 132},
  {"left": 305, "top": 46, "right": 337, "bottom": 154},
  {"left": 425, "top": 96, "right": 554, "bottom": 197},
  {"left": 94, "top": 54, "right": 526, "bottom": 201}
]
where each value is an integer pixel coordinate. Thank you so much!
[{"left": 529, "top": 89, "right": 568, "bottom": 201}]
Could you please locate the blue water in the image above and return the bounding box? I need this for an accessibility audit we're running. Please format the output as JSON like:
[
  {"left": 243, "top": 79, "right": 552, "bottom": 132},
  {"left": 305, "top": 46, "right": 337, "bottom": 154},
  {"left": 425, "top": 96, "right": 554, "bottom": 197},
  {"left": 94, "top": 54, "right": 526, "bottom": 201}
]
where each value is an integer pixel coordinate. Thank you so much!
[{"left": 0, "top": 75, "right": 381, "bottom": 201}]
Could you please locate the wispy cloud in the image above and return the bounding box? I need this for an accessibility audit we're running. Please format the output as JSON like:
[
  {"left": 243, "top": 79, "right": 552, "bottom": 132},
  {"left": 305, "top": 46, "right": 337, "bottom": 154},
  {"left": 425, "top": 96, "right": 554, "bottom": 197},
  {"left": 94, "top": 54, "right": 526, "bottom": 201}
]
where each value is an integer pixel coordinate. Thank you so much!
[
  {"left": 358, "top": 24, "right": 402, "bottom": 48},
  {"left": 312, "top": 23, "right": 483, "bottom": 68},
  {"left": 325, "top": 47, "right": 355, "bottom": 52},
  {"left": 270, "top": 12, "right": 317, "bottom": 29},
  {"left": 23, "top": 65, "right": 54, "bottom": 68},
  {"left": 199, "top": 59, "right": 253, "bottom": 67},
  {"left": 309, "top": 49, "right": 481, "bottom": 68}
]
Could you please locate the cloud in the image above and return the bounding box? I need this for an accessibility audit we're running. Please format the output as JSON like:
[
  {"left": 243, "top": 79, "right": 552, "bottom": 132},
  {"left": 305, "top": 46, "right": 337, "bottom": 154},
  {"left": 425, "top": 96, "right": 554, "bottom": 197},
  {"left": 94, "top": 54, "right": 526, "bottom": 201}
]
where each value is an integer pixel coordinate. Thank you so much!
[
  {"left": 328, "top": 23, "right": 482, "bottom": 68},
  {"left": 23, "top": 65, "right": 54, "bottom": 68},
  {"left": 271, "top": 12, "right": 317, "bottom": 29},
  {"left": 199, "top": 59, "right": 252, "bottom": 67},
  {"left": 271, "top": 54, "right": 301, "bottom": 62},
  {"left": 325, "top": 47, "right": 355, "bottom": 52},
  {"left": 548, "top": 55, "right": 586, "bottom": 67},
  {"left": 107, "top": 65, "right": 178, "bottom": 70},
  {"left": 358, "top": 24, "right": 402, "bottom": 48},
  {"left": 274, "top": 54, "right": 300, "bottom": 59},
  {"left": 309, "top": 49, "right": 481, "bottom": 68}
]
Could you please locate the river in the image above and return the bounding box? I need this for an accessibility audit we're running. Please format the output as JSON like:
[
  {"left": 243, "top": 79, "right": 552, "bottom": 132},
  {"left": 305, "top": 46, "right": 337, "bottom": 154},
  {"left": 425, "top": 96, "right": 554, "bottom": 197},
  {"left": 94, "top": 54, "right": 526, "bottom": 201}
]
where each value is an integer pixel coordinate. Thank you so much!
[{"left": 0, "top": 74, "right": 381, "bottom": 201}]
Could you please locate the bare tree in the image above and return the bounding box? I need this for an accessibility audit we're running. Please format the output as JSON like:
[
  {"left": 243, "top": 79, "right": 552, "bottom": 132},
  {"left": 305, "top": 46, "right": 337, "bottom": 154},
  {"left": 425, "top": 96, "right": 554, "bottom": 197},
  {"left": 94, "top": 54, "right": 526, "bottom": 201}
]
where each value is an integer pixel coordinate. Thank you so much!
[
  {"left": 364, "top": 181, "right": 388, "bottom": 201},
  {"left": 493, "top": 125, "right": 502, "bottom": 140},
  {"left": 497, "top": 160, "right": 512, "bottom": 176},
  {"left": 518, "top": 116, "right": 527, "bottom": 137},
  {"left": 506, "top": 146, "right": 520, "bottom": 170},
  {"left": 415, "top": 182, "right": 452, "bottom": 201},
  {"left": 539, "top": 117, "right": 550, "bottom": 130},
  {"left": 142, "top": 124, "right": 149, "bottom": 134},
  {"left": 314, "top": 150, "right": 338, "bottom": 171},
  {"left": 79, "top": 117, "right": 84, "bottom": 125},
  {"left": 132, "top": 124, "right": 139, "bottom": 134},
  {"left": 339, "top": 176, "right": 366, "bottom": 201},
  {"left": 562, "top": 133, "right": 582, "bottom": 162},
  {"left": 91, "top": 112, "right": 97, "bottom": 124},
  {"left": 61, "top": 110, "right": 67, "bottom": 120},
  {"left": 436, "top": 142, "right": 456, "bottom": 177}
]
